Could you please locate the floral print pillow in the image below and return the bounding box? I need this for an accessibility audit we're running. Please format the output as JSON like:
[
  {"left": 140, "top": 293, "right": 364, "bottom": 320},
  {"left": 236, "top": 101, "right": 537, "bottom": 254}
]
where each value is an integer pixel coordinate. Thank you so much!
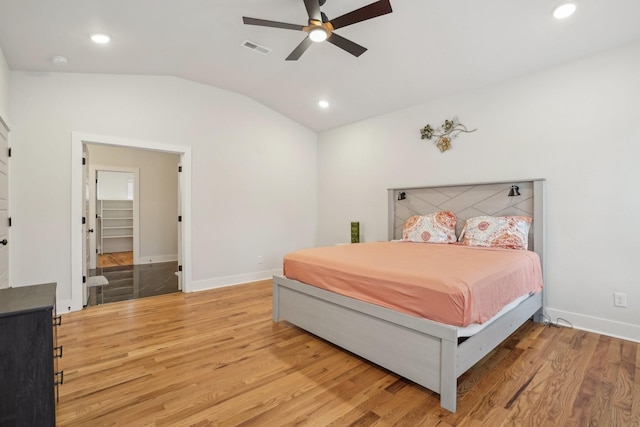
[
  {"left": 402, "top": 212, "right": 457, "bottom": 244},
  {"left": 459, "top": 216, "right": 532, "bottom": 250}
]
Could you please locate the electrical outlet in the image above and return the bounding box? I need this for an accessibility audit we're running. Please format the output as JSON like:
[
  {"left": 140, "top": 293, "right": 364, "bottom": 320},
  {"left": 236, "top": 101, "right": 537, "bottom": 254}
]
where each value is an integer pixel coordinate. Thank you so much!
[
  {"left": 613, "top": 292, "right": 628, "bottom": 308},
  {"left": 257, "top": 255, "right": 263, "bottom": 264}
]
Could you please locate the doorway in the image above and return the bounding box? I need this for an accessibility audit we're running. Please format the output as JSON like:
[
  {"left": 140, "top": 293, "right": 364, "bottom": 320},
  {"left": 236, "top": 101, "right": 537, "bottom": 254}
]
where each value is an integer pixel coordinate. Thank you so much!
[
  {"left": 86, "top": 148, "right": 180, "bottom": 306},
  {"left": 71, "top": 132, "right": 192, "bottom": 313},
  {"left": 89, "top": 166, "right": 140, "bottom": 269}
]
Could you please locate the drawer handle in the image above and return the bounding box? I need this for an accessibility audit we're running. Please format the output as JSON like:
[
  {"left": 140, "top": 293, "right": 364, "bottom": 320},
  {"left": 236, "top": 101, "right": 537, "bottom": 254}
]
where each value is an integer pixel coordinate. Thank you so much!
[
  {"left": 53, "top": 315, "right": 62, "bottom": 327},
  {"left": 54, "top": 345, "right": 63, "bottom": 359},
  {"left": 54, "top": 370, "right": 64, "bottom": 386}
]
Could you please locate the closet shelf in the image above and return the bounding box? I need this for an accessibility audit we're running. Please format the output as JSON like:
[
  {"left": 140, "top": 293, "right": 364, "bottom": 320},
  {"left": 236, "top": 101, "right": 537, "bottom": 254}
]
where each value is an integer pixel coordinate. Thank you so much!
[{"left": 98, "top": 199, "right": 134, "bottom": 254}]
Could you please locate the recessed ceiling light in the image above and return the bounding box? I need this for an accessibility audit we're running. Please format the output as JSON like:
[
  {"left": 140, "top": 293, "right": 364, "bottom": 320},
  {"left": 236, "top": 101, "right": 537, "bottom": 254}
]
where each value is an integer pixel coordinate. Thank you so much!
[
  {"left": 90, "top": 33, "right": 111, "bottom": 44},
  {"left": 553, "top": 3, "right": 576, "bottom": 19},
  {"left": 318, "top": 100, "right": 330, "bottom": 109},
  {"left": 50, "top": 55, "right": 68, "bottom": 66}
]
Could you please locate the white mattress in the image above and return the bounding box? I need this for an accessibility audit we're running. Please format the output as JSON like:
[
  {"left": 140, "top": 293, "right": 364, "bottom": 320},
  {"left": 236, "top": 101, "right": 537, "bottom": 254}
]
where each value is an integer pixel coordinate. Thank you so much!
[{"left": 456, "top": 292, "right": 532, "bottom": 337}]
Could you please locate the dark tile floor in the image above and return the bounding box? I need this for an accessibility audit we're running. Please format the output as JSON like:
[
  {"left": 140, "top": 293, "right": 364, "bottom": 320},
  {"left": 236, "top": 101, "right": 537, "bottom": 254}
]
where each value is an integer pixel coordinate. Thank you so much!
[{"left": 87, "top": 261, "right": 179, "bottom": 306}]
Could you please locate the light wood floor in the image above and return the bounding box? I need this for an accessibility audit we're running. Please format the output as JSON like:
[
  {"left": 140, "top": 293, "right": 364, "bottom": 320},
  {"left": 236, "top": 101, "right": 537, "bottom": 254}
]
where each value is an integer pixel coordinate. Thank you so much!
[
  {"left": 56, "top": 280, "right": 640, "bottom": 426},
  {"left": 97, "top": 251, "right": 133, "bottom": 268}
]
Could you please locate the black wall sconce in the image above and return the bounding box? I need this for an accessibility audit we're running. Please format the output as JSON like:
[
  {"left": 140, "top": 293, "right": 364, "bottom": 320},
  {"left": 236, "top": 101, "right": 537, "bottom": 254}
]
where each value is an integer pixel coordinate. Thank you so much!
[
  {"left": 507, "top": 185, "right": 521, "bottom": 197},
  {"left": 398, "top": 191, "right": 406, "bottom": 200}
]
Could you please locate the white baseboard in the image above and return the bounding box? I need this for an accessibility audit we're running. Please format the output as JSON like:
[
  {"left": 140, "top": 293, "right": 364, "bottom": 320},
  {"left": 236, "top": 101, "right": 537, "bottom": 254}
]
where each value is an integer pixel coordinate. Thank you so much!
[
  {"left": 545, "top": 307, "right": 640, "bottom": 343},
  {"left": 57, "top": 298, "right": 79, "bottom": 314},
  {"left": 188, "top": 268, "right": 282, "bottom": 293},
  {"left": 137, "top": 254, "right": 178, "bottom": 264}
]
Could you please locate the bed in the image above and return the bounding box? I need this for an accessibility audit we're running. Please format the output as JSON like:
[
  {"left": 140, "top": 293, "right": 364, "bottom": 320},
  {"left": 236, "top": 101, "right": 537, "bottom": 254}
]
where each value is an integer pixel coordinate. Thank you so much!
[{"left": 272, "top": 179, "right": 546, "bottom": 412}]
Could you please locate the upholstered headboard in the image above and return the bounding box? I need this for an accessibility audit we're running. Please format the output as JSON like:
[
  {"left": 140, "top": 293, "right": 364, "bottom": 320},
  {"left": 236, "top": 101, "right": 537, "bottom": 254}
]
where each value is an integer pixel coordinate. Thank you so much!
[{"left": 388, "top": 179, "right": 545, "bottom": 266}]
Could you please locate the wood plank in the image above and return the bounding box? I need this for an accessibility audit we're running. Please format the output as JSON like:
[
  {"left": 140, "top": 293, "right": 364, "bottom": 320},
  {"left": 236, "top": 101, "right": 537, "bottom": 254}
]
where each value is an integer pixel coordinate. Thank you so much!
[
  {"left": 611, "top": 339, "right": 636, "bottom": 426},
  {"left": 97, "top": 251, "right": 133, "bottom": 267},
  {"left": 55, "top": 280, "right": 640, "bottom": 425},
  {"left": 518, "top": 328, "right": 596, "bottom": 425},
  {"left": 632, "top": 345, "right": 640, "bottom": 426}
]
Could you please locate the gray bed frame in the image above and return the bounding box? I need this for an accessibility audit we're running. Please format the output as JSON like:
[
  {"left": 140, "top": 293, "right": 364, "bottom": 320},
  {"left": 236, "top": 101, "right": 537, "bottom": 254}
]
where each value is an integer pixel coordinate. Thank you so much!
[{"left": 273, "top": 179, "right": 546, "bottom": 412}]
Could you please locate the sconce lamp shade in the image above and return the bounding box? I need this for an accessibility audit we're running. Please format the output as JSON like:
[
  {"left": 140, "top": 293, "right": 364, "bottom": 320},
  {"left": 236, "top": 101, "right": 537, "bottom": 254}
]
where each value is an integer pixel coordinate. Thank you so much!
[{"left": 508, "top": 185, "right": 521, "bottom": 197}]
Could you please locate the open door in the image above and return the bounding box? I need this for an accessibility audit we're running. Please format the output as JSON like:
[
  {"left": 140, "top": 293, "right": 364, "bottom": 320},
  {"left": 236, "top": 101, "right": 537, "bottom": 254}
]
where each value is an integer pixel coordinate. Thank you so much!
[
  {"left": 176, "top": 162, "right": 183, "bottom": 291},
  {"left": 0, "top": 118, "right": 9, "bottom": 288},
  {"left": 82, "top": 146, "right": 91, "bottom": 305}
]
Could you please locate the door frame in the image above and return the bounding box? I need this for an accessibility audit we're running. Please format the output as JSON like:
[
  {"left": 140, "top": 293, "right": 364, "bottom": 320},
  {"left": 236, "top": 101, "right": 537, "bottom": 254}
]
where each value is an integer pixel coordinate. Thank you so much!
[
  {"left": 89, "top": 165, "right": 140, "bottom": 268},
  {"left": 71, "top": 132, "right": 192, "bottom": 312},
  {"left": 0, "top": 116, "right": 10, "bottom": 289}
]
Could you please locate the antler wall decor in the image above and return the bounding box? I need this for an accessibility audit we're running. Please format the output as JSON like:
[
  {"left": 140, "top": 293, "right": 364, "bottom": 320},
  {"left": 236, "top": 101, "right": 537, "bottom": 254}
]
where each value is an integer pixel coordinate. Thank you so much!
[{"left": 420, "top": 117, "right": 477, "bottom": 152}]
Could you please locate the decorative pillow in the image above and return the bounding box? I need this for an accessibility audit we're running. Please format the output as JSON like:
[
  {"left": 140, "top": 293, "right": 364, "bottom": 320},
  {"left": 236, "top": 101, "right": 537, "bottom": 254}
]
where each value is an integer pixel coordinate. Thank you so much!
[
  {"left": 402, "top": 212, "right": 457, "bottom": 244},
  {"left": 458, "top": 216, "right": 532, "bottom": 250}
]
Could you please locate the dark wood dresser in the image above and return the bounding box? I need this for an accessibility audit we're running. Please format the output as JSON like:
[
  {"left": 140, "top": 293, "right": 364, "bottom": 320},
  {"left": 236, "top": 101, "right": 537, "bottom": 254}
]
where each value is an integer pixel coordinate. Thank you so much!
[{"left": 0, "top": 283, "right": 62, "bottom": 426}]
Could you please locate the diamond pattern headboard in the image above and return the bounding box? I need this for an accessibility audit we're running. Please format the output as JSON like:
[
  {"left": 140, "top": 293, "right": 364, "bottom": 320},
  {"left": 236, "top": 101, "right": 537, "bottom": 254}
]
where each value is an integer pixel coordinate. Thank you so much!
[{"left": 388, "top": 180, "right": 545, "bottom": 257}]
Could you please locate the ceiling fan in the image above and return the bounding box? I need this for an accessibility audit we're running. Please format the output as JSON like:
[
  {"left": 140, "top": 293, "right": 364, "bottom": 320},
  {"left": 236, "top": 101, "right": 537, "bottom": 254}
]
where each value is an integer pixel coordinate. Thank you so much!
[{"left": 242, "top": 0, "right": 392, "bottom": 60}]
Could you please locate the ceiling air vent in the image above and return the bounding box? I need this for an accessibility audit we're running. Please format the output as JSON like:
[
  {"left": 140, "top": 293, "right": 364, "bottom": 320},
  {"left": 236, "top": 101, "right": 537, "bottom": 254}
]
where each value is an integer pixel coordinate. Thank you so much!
[{"left": 242, "top": 40, "right": 271, "bottom": 55}]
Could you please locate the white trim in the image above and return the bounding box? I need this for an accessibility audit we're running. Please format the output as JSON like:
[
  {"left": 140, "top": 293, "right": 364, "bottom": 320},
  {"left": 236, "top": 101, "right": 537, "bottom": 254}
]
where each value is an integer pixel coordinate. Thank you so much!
[
  {"left": 0, "top": 115, "right": 10, "bottom": 132},
  {"left": 137, "top": 254, "right": 178, "bottom": 264},
  {"left": 0, "top": 115, "right": 9, "bottom": 290},
  {"left": 189, "top": 268, "right": 282, "bottom": 292},
  {"left": 71, "top": 132, "right": 192, "bottom": 312},
  {"left": 545, "top": 308, "right": 640, "bottom": 343}
]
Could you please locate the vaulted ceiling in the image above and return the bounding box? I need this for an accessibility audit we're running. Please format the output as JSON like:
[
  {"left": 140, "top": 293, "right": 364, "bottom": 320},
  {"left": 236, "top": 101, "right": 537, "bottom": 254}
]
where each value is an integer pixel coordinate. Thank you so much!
[{"left": 1, "top": 0, "right": 639, "bottom": 132}]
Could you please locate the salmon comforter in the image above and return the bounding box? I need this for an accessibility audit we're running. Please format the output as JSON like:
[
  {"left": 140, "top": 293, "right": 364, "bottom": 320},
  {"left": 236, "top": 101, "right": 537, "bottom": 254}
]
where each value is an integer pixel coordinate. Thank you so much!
[{"left": 283, "top": 241, "right": 543, "bottom": 327}]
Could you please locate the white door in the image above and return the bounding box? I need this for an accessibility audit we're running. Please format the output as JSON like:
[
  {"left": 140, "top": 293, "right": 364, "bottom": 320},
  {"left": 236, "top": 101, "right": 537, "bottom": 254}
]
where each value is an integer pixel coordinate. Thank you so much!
[
  {"left": 82, "top": 146, "right": 90, "bottom": 305},
  {"left": 0, "top": 118, "right": 9, "bottom": 288},
  {"left": 176, "top": 162, "right": 183, "bottom": 290},
  {"left": 89, "top": 168, "right": 97, "bottom": 269}
]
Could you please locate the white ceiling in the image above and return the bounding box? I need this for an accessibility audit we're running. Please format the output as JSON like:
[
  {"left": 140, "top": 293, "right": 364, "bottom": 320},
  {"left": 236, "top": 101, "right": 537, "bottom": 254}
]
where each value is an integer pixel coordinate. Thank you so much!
[{"left": 1, "top": 0, "right": 639, "bottom": 132}]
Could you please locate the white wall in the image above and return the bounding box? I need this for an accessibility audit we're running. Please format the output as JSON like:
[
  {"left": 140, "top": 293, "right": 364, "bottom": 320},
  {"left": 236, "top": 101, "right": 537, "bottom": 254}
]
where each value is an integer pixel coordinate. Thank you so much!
[
  {"left": 317, "top": 41, "right": 640, "bottom": 342},
  {"left": 9, "top": 73, "right": 317, "bottom": 309},
  {"left": 0, "top": 45, "right": 8, "bottom": 121},
  {"left": 89, "top": 144, "right": 179, "bottom": 263},
  {"left": 97, "top": 170, "right": 134, "bottom": 200}
]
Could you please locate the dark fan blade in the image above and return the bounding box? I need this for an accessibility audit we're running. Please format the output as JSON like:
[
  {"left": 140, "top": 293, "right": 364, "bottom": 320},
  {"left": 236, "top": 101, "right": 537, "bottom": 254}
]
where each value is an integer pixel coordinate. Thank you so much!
[
  {"left": 243, "top": 17, "right": 305, "bottom": 31},
  {"left": 286, "top": 37, "right": 314, "bottom": 61},
  {"left": 329, "top": 0, "right": 392, "bottom": 30},
  {"left": 327, "top": 33, "right": 367, "bottom": 57},
  {"left": 304, "top": 0, "right": 322, "bottom": 22}
]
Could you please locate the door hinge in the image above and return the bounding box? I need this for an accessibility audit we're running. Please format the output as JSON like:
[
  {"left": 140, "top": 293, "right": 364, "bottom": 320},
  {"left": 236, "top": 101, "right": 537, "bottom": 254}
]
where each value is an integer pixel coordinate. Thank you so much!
[
  {"left": 82, "top": 216, "right": 86, "bottom": 225},
  {"left": 178, "top": 166, "right": 182, "bottom": 173},
  {"left": 83, "top": 275, "right": 86, "bottom": 284},
  {"left": 96, "top": 249, "right": 98, "bottom": 254},
  {"left": 178, "top": 265, "right": 183, "bottom": 272},
  {"left": 82, "top": 157, "right": 86, "bottom": 165},
  {"left": 7, "top": 147, "right": 11, "bottom": 157},
  {"left": 178, "top": 215, "right": 182, "bottom": 222},
  {"left": 7, "top": 217, "right": 11, "bottom": 227}
]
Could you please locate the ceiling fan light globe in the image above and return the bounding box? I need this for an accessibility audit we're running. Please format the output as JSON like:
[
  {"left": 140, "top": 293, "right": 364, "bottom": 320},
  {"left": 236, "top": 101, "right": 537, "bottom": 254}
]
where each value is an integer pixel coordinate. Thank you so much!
[{"left": 309, "top": 27, "right": 328, "bottom": 42}]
